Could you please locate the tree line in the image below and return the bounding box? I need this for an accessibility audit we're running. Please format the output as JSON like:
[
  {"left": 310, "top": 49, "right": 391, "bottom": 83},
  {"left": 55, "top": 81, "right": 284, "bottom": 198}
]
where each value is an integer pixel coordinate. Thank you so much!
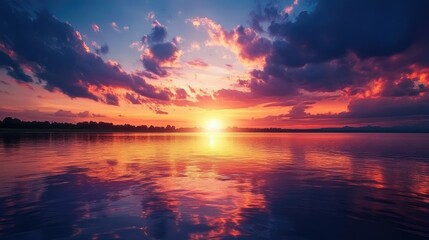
[
  {"left": 0, "top": 117, "right": 176, "bottom": 132},
  {"left": 1, "top": 117, "right": 428, "bottom": 133}
]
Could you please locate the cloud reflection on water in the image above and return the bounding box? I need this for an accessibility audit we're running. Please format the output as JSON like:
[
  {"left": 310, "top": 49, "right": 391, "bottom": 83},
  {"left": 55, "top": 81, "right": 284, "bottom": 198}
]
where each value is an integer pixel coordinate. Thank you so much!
[{"left": 0, "top": 133, "right": 428, "bottom": 239}]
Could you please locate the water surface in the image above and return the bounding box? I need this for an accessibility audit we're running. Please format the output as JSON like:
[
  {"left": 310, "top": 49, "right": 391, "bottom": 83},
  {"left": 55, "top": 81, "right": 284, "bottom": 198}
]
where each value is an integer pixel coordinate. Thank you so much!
[{"left": 0, "top": 133, "right": 428, "bottom": 239}]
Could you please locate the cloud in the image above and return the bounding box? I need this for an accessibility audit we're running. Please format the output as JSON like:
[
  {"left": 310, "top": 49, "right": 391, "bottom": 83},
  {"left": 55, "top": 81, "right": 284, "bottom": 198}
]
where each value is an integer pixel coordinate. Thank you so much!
[
  {"left": 91, "top": 23, "right": 100, "bottom": 32},
  {"left": 104, "top": 93, "right": 119, "bottom": 106},
  {"left": 263, "top": 100, "right": 300, "bottom": 108},
  {"left": 283, "top": 0, "right": 299, "bottom": 14},
  {"left": 150, "top": 42, "right": 179, "bottom": 62},
  {"left": 140, "top": 21, "right": 181, "bottom": 77},
  {"left": 0, "top": 108, "right": 53, "bottom": 121},
  {"left": 111, "top": 21, "right": 120, "bottom": 32},
  {"left": 146, "top": 104, "right": 168, "bottom": 115},
  {"left": 146, "top": 11, "right": 155, "bottom": 20},
  {"left": 0, "top": 50, "right": 32, "bottom": 82},
  {"left": 254, "top": 95, "right": 429, "bottom": 127},
  {"left": 341, "top": 96, "right": 429, "bottom": 119},
  {"left": 380, "top": 77, "right": 426, "bottom": 97},
  {"left": 54, "top": 109, "right": 76, "bottom": 118},
  {"left": 250, "top": 54, "right": 373, "bottom": 95},
  {"left": 54, "top": 109, "right": 106, "bottom": 118},
  {"left": 146, "top": 24, "right": 167, "bottom": 43},
  {"left": 111, "top": 22, "right": 129, "bottom": 32},
  {"left": 155, "top": 109, "right": 168, "bottom": 115},
  {"left": 185, "top": 0, "right": 429, "bottom": 126},
  {"left": 0, "top": 2, "right": 171, "bottom": 109},
  {"left": 187, "top": 59, "right": 208, "bottom": 67},
  {"left": 288, "top": 102, "right": 311, "bottom": 119},
  {"left": 268, "top": 0, "right": 429, "bottom": 62},
  {"left": 142, "top": 57, "right": 167, "bottom": 77},
  {"left": 95, "top": 44, "right": 109, "bottom": 55},
  {"left": 248, "top": 2, "right": 282, "bottom": 33},
  {"left": 2, "top": 0, "right": 429, "bottom": 126},
  {"left": 189, "top": 17, "right": 271, "bottom": 62},
  {"left": 239, "top": 0, "right": 429, "bottom": 101},
  {"left": 175, "top": 88, "right": 189, "bottom": 99},
  {"left": 125, "top": 92, "right": 142, "bottom": 104}
]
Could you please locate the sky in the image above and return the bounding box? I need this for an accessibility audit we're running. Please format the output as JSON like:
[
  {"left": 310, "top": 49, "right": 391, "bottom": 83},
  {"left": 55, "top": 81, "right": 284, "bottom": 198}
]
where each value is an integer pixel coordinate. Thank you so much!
[{"left": 1, "top": 0, "right": 429, "bottom": 128}]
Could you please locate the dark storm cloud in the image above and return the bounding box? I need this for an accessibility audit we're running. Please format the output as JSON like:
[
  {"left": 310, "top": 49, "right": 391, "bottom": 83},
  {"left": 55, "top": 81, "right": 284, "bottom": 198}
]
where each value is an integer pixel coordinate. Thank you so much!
[
  {"left": 249, "top": 2, "right": 282, "bottom": 33},
  {"left": 341, "top": 96, "right": 429, "bottom": 119},
  {"left": 141, "top": 22, "right": 180, "bottom": 77},
  {"left": 0, "top": 50, "right": 32, "bottom": 82},
  {"left": 234, "top": 0, "right": 429, "bottom": 125},
  {"left": 250, "top": 54, "right": 374, "bottom": 94},
  {"left": 381, "top": 77, "right": 426, "bottom": 97},
  {"left": 268, "top": 0, "right": 429, "bottom": 62},
  {"left": 0, "top": 1, "right": 171, "bottom": 105},
  {"left": 247, "top": 0, "right": 429, "bottom": 97}
]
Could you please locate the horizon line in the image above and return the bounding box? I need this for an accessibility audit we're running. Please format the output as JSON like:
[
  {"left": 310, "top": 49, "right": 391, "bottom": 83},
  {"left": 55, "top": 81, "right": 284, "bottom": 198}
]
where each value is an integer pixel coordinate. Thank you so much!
[{"left": 1, "top": 117, "right": 429, "bottom": 133}]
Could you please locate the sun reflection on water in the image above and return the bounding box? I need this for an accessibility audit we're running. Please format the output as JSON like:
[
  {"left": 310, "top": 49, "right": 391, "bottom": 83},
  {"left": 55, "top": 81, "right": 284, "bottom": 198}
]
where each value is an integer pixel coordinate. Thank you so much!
[
  {"left": 209, "top": 133, "right": 216, "bottom": 149},
  {"left": 1, "top": 133, "right": 429, "bottom": 239}
]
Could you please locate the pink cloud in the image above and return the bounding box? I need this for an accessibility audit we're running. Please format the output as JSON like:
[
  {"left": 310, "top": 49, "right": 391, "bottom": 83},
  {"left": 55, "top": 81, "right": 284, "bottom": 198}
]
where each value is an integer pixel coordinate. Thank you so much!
[
  {"left": 54, "top": 109, "right": 107, "bottom": 118},
  {"left": 283, "top": 0, "right": 299, "bottom": 14},
  {"left": 146, "top": 11, "right": 155, "bottom": 20},
  {"left": 91, "top": 23, "right": 100, "bottom": 33},
  {"left": 187, "top": 59, "right": 209, "bottom": 67},
  {"left": 188, "top": 17, "right": 271, "bottom": 63},
  {"left": 175, "top": 88, "right": 189, "bottom": 99},
  {"left": 111, "top": 22, "right": 120, "bottom": 32}
]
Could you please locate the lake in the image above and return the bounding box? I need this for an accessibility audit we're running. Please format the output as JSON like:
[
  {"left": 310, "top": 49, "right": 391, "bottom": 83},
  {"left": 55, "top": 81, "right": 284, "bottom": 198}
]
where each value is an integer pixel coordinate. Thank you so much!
[{"left": 0, "top": 132, "right": 428, "bottom": 239}]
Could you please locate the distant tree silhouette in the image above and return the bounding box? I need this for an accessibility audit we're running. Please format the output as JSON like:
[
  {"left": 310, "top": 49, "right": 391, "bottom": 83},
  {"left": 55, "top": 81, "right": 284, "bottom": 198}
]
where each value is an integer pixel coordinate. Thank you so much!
[
  {"left": 1, "top": 117, "right": 428, "bottom": 133},
  {"left": 0, "top": 117, "right": 176, "bottom": 132}
]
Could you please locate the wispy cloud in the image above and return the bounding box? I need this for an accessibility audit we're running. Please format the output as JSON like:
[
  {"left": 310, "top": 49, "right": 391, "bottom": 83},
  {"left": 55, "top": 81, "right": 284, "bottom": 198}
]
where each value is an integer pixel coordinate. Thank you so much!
[{"left": 91, "top": 23, "right": 100, "bottom": 32}]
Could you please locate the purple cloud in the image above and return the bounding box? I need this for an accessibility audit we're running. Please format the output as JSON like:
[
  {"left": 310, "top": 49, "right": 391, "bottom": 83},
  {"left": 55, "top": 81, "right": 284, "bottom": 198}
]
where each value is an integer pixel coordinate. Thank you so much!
[
  {"left": 140, "top": 21, "right": 180, "bottom": 77},
  {"left": 0, "top": 2, "right": 171, "bottom": 108}
]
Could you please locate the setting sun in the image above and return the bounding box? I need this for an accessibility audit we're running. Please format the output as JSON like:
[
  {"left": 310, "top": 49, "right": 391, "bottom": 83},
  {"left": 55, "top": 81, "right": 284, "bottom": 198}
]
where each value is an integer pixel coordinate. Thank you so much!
[{"left": 205, "top": 119, "right": 222, "bottom": 131}]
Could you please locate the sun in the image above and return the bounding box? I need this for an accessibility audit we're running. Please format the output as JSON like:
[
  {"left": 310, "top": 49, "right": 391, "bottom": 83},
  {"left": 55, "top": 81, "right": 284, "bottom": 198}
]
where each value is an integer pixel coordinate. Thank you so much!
[{"left": 205, "top": 119, "right": 222, "bottom": 132}]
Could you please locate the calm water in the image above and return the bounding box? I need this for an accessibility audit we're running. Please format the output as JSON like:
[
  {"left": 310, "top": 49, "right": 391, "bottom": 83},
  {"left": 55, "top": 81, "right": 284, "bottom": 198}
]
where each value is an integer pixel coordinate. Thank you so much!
[{"left": 0, "top": 133, "right": 428, "bottom": 240}]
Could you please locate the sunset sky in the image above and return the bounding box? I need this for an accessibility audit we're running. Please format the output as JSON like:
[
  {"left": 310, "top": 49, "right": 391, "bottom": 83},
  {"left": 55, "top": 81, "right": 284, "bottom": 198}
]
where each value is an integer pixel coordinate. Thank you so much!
[{"left": 1, "top": 0, "right": 429, "bottom": 128}]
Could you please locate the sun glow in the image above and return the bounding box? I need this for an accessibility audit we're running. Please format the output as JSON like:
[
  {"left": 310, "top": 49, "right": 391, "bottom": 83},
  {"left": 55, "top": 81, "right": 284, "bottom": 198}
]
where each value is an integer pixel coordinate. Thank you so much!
[{"left": 205, "top": 119, "right": 222, "bottom": 132}]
